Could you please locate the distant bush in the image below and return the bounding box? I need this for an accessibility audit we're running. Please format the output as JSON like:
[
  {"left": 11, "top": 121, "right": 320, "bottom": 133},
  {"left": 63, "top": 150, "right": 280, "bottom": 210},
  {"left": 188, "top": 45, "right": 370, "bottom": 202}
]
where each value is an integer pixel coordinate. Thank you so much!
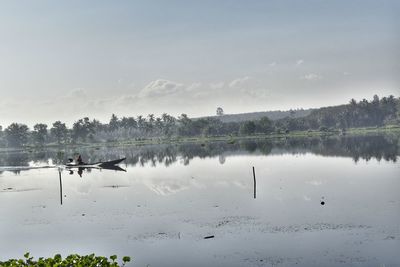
[
  {"left": 0, "top": 252, "right": 131, "bottom": 267},
  {"left": 319, "top": 126, "right": 329, "bottom": 132}
]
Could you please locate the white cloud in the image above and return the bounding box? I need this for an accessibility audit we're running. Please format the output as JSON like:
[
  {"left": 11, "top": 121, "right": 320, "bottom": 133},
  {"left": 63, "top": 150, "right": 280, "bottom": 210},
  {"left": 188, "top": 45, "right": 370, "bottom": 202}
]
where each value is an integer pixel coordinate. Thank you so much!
[
  {"left": 343, "top": 72, "right": 351, "bottom": 76},
  {"left": 210, "top": 81, "right": 225, "bottom": 89},
  {"left": 296, "top": 59, "right": 304, "bottom": 66},
  {"left": 138, "top": 79, "right": 184, "bottom": 98},
  {"left": 229, "top": 76, "right": 251, "bottom": 88},
  {"left": 301, "top": 73, "right": 323, "bottom": 81},
  {"left": 186, "top": 82, "right": 202, "bottom": 92},
  {"left": 67, "top": 88, "right": 87, "bottom": 98},
  {"left": 117, "top": 95, "right": 136, "bottom": 105},
  {"left": 136, "top": 80, "right": 203, "bottom": 98},
  {"left": 269, "top": 62, "right": 277, "bottom": 67},
  {"left": 241, "top": 88, "right": 269, "bottom": 98}
]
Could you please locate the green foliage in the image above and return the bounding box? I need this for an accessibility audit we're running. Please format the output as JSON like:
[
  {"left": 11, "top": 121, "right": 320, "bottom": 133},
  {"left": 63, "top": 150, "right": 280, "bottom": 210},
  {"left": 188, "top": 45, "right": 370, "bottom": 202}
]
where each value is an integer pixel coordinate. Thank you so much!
[
  {"left": 161, "top": 113, "right": 176, "bottom": 137},
  {"left": 109, "top": 114, "right": 120, "bottom": 131},
  {"left": 240, "top": 121, "right": 256, "bottom": 135},
  {"left": 216, "top": 107, "right": 224, "bottom": 116},
  {"left": 303, "top": 95, "right": 399, "bottom": 129},
  {"left": 319, "top": 126, "right": 329, "bottom": 132},
  {"left": 51, "top": 121, "right": 68, "bottom": 144},
  {"left": 0, "top": 125, "right": 4, "bottom": 147},
  {"left": 4, "top": 123, "right": 30, "bottom": 147},
  {"left": 72, "top": 117, "right": 96, "bottom": 142},
  {"left": 0, "top": 253, "right": 131, "bottom": 267},
  {"left": 256, "top": 116, "right": 274, "bottom": 133},
  {"left": 32, "top": 123, "right": 48, "bottom": 145}
]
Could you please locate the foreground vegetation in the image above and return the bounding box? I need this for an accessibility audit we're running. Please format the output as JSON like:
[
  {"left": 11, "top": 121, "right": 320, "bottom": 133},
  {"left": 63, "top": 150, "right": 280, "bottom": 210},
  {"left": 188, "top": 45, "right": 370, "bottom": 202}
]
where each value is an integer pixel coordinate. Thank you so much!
[
  {"left": 0, "top": 95, "right": 399, "bottom": 149},
  {"left": 0, "top": 253, "right": 131, "bottom": 267}
]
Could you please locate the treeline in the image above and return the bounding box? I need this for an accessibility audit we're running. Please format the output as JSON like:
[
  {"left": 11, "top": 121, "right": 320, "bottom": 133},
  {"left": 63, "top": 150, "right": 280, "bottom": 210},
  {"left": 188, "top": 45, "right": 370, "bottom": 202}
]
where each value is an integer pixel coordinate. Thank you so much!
[
  {"left": 273, "top": 95, "right": 399, "bottom": 132},
  {"left": 0, "top": 95, "right": 399, "bottom": 148}
]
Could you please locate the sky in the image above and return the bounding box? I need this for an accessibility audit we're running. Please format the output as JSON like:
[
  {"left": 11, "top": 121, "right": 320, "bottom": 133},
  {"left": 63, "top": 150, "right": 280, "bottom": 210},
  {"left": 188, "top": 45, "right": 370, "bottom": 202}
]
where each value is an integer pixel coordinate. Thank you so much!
[{"left": 0, "top": 0, "right": 399, "bottom": 127}]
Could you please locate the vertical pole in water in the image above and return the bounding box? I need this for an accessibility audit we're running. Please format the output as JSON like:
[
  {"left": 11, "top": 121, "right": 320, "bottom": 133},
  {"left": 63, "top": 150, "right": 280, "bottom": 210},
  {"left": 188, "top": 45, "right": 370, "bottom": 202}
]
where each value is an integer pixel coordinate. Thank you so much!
[
  {"left": 253, "top": 166, "right": 256, "bottom": 199},
  {"left": 59, "top": 169, "right": 63, "bottom": 205}
]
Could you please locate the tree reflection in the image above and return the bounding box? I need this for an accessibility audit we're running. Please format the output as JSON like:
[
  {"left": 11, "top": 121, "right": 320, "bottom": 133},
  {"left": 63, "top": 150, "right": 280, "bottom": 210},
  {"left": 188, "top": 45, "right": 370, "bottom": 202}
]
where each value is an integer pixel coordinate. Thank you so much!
[{"left": 0, "top": 134, "right": 398, "bottom": 167}]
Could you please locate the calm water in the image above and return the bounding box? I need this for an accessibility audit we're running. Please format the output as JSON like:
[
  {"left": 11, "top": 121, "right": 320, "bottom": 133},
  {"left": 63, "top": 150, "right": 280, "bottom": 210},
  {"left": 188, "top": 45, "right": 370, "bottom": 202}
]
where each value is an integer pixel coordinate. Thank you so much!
[{"left": 0, "top": 135, "right": 399, "bottom": 267}]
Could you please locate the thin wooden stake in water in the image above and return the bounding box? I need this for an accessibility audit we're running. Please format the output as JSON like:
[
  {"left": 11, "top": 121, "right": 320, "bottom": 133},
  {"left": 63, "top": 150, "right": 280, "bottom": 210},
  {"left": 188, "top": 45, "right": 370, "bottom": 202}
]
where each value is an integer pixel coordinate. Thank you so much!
[
  {"left": 253, "top": 166, "right": 256, "bottom": 199},
  {"left": 59, "top": 170, "right": 63, "bottom": 205}
]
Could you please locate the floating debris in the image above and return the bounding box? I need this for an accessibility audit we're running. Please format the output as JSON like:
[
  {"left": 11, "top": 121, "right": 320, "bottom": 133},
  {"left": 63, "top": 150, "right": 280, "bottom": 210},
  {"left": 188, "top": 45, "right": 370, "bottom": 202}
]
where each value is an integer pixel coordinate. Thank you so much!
[{"left": 103, "top": 185, "right": 129, "bottom": 188}]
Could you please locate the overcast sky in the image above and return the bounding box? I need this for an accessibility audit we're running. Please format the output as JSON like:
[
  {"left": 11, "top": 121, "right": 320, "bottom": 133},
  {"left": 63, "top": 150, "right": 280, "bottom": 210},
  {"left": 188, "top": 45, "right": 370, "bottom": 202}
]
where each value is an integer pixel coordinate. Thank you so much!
[{"left": 0, "top": 0, "right": 399, "bottom": 127}]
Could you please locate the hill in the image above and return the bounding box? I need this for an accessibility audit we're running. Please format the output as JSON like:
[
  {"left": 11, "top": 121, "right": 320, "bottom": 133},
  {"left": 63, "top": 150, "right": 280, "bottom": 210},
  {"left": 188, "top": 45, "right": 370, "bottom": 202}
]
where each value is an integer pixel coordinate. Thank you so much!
[{"left": 198, "top": 108, "right": 313, "bottom": 123}]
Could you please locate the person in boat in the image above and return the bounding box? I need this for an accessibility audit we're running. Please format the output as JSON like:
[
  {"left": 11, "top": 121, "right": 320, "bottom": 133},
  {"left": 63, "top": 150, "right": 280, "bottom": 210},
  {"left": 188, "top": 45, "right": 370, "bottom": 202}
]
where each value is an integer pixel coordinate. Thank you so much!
[{"left": 77, "top": 154, "right": 83, "bottom": 165}]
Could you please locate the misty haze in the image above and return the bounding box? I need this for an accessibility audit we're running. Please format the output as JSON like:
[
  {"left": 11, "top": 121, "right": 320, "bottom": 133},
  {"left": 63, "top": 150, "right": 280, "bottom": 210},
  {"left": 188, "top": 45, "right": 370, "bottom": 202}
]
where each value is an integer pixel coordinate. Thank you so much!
[{"left": 0, "top": 1, "right": 399, "bottom": 267}]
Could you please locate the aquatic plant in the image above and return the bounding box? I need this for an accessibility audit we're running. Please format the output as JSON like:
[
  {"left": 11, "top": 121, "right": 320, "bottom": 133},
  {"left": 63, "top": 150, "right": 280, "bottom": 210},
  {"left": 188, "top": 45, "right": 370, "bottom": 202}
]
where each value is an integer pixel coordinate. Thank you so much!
[{"left": 0, "top": 252, "right": 131, "bottom": 266}]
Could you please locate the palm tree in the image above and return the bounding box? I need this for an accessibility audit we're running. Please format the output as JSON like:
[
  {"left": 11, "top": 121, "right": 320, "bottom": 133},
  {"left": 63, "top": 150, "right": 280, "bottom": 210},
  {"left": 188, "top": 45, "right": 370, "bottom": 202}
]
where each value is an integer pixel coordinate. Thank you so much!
[
  {"left": 147, "top": 114, "right": 155, "bottom": 133},
  {"left": 137, "top": 115, "right": 146, "bottom": 134}
]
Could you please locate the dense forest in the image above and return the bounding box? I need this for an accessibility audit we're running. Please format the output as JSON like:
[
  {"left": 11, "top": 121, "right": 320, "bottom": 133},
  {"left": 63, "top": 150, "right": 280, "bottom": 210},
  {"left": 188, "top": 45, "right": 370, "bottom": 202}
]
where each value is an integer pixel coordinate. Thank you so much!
[{"left": 0, "top": 95, "right": 399, "bottom": 148}]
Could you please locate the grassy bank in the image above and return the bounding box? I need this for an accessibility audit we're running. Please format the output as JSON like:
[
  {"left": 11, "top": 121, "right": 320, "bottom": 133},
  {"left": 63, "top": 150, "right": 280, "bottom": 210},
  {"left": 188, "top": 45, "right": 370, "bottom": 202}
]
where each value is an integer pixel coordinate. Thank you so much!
[{"left": 1, "top": 125, "right": 399, "bottom": 153}]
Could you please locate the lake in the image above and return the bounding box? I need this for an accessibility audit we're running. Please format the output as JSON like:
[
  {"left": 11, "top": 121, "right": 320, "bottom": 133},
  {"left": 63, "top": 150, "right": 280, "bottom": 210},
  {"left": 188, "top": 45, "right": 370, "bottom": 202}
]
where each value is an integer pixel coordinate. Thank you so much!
[{"left": 0, "top": 135, "right": 399, "bottom": 267}]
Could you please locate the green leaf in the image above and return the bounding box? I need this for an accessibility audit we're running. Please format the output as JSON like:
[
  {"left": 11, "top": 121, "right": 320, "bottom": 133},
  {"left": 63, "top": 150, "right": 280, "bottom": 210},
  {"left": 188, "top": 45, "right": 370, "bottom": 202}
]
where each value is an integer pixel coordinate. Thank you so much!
[
  {"left": 122, "top": 256, "right": 131, "bottom": 263},
  {"left": 1, "top": 253, "right": 133, "bottom": 266},
  {"left": 54, "top": 254, "right": 62, "bottom": 262}
]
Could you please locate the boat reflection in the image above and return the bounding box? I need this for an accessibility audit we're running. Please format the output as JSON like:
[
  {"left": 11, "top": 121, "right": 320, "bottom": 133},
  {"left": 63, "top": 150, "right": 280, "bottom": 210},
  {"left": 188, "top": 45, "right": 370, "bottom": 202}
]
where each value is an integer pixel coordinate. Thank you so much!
[{"left": 67, "top": 165, "right": 126, "bottom": 177}]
